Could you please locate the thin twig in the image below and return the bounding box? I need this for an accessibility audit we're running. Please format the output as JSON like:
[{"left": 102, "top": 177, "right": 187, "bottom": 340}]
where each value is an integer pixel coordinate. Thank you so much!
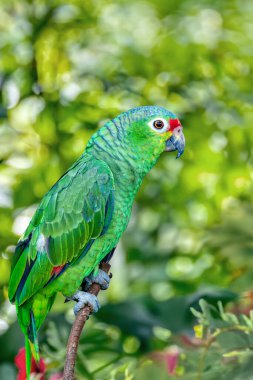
[
  {"left": 196, "top": 336, "right": 215, "bottom": 380},
  {"left": 63, "top": 262, "right": 111, "bottom": 380}
]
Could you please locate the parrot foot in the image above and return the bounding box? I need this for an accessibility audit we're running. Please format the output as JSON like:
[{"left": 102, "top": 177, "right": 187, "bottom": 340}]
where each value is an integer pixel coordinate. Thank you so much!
[
  {"left": 84, "top": 269, "right": 112, "bottom": 290},
  {"left": 70, "top": 290, "right": 100, "bottom": 316}
]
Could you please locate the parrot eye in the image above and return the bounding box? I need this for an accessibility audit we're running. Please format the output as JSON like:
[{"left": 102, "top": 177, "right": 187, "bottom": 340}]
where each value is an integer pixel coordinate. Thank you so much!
[
  {"left": 148, "top": 118, "right": 168, "bottom": 133},
  {"left": 153, "top": 120, "right": 164, "bottom": 129}
]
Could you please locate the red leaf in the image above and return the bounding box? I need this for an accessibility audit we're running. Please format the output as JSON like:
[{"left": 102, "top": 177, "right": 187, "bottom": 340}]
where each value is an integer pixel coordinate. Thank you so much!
[{"left": 15, "top": 347, "right": 46, "bottom": 380}]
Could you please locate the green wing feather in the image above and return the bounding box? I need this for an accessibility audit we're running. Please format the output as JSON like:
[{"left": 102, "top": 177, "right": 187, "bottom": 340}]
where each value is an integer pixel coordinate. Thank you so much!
[{"left": 9, "top": 154, "right": 115, "bottom": 305}]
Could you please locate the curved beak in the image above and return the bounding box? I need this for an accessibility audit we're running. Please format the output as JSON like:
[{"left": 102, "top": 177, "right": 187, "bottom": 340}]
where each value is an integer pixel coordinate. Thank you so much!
[{"left": 165, "top": 129, "right": 185, "bottom": 158}]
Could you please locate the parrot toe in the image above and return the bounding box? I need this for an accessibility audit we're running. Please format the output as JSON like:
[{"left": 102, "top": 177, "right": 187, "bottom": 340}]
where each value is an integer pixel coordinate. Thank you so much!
[
  {"left": 72, "top": 290, "right": 100, "bottom": 316},
  {"left": 84, "top": 269, "right": 112, "bottom": 290}
]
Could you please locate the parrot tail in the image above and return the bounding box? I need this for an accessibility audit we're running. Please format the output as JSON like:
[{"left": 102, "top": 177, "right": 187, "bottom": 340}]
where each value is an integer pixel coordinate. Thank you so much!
[
  {"left": 16, "top": 293, "right": 56, "bottom": 379},
  {"left": 14, "top": 322, "right": 40, "bottom": 380},
  {"left": 15, "top": 337, "right": 43, "bottom": 380},
  {"left": 25, "top": 311, "right": 40, "bottom": 380},
  {"left": 24, "top": 333, "right": 40, "bottom": 380},
  {"left": 28, "top": 309, "right": 40, "bottom": 362},
  {"left": 25, "top": 335, "right": 32, "bottom": 379},
  {"left": 16, "top": 303, "right": 40, "bottom": 379}
]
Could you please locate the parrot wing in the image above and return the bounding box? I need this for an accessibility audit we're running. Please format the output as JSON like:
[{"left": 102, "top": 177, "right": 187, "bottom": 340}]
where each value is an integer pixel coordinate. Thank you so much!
[{"left": 9, "top": 155, "right": 115, "bottom": 305}]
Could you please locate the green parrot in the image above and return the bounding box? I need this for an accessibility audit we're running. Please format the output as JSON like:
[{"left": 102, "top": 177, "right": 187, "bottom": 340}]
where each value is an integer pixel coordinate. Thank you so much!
[{"left": 8, "top": 106, "right": 185, "bottom": 378}]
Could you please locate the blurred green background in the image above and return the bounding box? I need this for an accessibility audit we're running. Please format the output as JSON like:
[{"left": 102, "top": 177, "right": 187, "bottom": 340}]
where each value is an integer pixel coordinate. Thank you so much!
[{"left": 1, "top": 0, "right": 253, "bottom": 379}]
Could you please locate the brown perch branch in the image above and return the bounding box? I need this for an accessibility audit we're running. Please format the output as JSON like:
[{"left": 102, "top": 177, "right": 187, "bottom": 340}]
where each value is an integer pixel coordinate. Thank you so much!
[{"left": 63, "top": 262, "right": 111, "bottom": 380}]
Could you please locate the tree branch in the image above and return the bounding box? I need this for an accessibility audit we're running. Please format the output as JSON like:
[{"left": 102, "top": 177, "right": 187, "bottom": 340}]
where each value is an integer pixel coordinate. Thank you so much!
[{"left": 63, "top": 262, "right": 111, "bottom": 380}]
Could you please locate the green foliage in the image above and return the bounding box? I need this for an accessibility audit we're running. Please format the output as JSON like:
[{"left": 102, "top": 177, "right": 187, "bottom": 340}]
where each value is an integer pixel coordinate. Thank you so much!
[
  {"left": 0, "top": 0, "right": 253, "bottom": 378},
  {"left": 177, "top": 299, "right": 253, "bottom": 380}
]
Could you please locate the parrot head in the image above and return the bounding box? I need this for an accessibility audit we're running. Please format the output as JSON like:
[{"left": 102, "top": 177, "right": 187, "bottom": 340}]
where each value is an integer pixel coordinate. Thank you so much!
[
  {"left": 87, "top": 106, "right": 185, "bottom": 176},
  {"left": 119, "top": 106, "right": 185, "bottom": 159}
]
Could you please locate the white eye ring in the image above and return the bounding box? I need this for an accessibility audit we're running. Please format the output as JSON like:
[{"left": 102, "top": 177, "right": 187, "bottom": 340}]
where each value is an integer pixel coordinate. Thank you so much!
[{"left": 148, "top": 118, "right": 168, "bottom": 133}]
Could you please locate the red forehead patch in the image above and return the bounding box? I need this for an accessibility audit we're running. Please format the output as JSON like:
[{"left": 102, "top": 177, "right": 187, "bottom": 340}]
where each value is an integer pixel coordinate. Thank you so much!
[{"left": 169, "top": 118, "right": 181, "bottom": 131}]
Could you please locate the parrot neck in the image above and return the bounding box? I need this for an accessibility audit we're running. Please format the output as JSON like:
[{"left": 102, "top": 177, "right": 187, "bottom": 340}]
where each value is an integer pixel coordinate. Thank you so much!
[{"left": 85, "top": 121, "right": 160, "bottom": 194}]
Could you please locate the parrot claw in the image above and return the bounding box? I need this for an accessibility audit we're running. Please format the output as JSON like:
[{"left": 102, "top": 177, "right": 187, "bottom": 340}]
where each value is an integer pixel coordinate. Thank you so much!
[
  {"left": 71, "top": 290, "right": 100, "bottom": 316},
  {"left": 84, "top": 269, "right": 111, "bottom": 290}
]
